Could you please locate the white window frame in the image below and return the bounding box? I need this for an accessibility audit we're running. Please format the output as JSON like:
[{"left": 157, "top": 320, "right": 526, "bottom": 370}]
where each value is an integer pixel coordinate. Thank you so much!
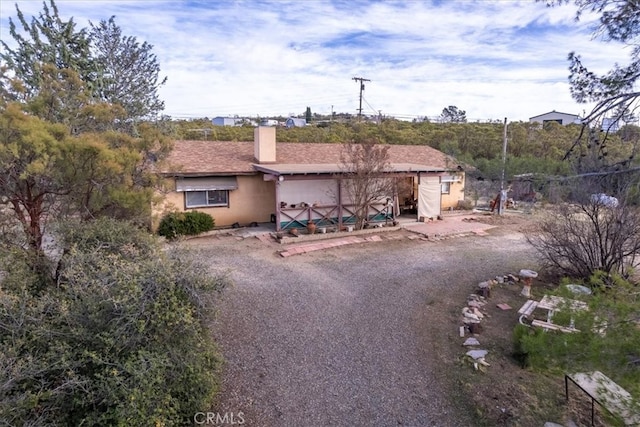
[
  {"left": 185, "top": 189, "right": 229, "bottom": 208},
  {"left": 440, "top": 175, "right": 460, "bottom": 194},
  {"left": 441, "top": 182, "right": 451, "bottom": 194}
]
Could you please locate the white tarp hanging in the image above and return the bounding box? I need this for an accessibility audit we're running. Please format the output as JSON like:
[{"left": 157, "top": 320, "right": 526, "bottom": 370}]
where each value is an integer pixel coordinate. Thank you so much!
[{"left": 418, "top": 176, "right": 441, "bottom": 219}]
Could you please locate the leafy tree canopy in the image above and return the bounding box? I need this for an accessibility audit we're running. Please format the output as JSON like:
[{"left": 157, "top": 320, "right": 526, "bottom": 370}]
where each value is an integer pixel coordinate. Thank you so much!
[
  {"left": 90, "top": 16, "right": 167, "bottom": 126},
  {"left": 0, "top": 0, "right": 96, "bottom": 96},
  {"left": 0, "top": 0, "right": 166, "bottom": 130},
  {"left": 440, "top": 105, "right": 467, "bottom": 123},
  {"left": 0, "top": 1, "right": 173, "bottom": 259},
  {"left": 0, "top": 100, "right": 172, "bottom": 262}
]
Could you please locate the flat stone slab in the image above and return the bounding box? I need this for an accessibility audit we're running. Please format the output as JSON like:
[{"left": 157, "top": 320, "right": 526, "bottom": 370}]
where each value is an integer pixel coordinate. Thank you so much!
[
  {"left": 463, "top": 337, "right": 480, "bottom": 346},
  {"left": 466, "top": 349, "right": 488, "bottom": 360}
]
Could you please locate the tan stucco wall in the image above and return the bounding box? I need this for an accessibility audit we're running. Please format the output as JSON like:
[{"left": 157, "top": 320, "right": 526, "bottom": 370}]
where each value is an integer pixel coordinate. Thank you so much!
[
  {"left": 152, "top": 175, "right": 276, "bottom": 229},
  {"left": 440, "top": 174, "right": 466, "bottom": 209},
  {"left": 152, "top": 172, "right": 467, "bottom": 230}
]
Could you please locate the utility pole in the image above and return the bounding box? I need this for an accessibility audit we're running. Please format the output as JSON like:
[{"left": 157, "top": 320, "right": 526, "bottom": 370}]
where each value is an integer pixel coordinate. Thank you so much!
[
  {"left": 352, "top": 76, "right": 370, "bottom": 120},
  {"left": 498, "top": 117, "right": 508, "bottom": 215}
]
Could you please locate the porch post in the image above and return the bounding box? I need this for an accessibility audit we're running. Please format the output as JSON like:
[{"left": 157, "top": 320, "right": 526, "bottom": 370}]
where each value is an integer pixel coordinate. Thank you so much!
[
  {"left": 337, "top": 178, "right": 343, "bottom": 230},
  {"left": 275, "top": 177, "right": 282, "bottom": 231},
  {"left": 416, "top": 172, "right": 422, "bottom": 221}
]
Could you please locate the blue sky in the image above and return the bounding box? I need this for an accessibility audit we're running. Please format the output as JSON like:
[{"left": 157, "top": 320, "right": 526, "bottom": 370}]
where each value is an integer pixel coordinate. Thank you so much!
[{"left": 0, "top": 0, "right": 631, "bottom": 121}]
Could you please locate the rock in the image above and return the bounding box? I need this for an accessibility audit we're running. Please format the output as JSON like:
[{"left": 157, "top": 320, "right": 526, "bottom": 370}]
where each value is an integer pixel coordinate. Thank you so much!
[
  {"left": 467, "top": 295, "right": 486, "bottom": 306},
  {"left": 463, "top": 337, "right": 480, "bottom": 346},
  {"left": 477, "top": 357, "right": 490, "bottom": 367},
  {"left": 462, "top": 307, "right": 480, "bottom": 321},
  {"left": 467, "top": 322, "right": 482, "bottom": 334},
  {"left": 519, "top": 269, "right": 538, "bottom": 278},
  {"left": 471, "top": 307, "right": 484, "bottom": 319},
  {"left": 477, "top": 287, "right": 491, "bottom": 298},
  {"left": 466, "top": 349, "right": 488, "bottom": 360}
]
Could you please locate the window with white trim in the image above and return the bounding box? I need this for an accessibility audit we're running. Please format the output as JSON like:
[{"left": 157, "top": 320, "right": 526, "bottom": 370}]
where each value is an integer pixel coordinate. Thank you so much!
[
  {"left": 440, "top": 175, "right": 460, "bottom": 194},
  {"left": 185, "top": 190, "right": 229, "bottom": 208},
  {"left": 441, "top": 182, "right": 451, "bottom": 194}
]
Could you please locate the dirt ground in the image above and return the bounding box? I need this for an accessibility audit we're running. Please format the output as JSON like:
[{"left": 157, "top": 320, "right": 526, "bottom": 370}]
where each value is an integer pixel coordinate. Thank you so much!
[
  {"left": 433, "top": 213, "right": 611, "bottom": 427},
  {"left": 190, "top": 211, "right": 612, "bottom": 426}
]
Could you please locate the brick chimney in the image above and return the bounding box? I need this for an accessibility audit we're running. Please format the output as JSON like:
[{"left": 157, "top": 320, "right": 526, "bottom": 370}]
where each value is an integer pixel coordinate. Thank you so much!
[{"left": 254, "top": 126, "right": 276, "bottom": 163}]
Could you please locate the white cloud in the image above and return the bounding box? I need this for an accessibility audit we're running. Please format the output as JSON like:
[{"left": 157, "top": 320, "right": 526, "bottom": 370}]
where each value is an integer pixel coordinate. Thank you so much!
[{"left": 0, "top": 0, "right": 632, "bottom": 121}]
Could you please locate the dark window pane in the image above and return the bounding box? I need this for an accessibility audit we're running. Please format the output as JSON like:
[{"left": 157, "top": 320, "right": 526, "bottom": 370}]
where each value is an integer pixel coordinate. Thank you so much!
[
  {"left": 186, "top": 191, "right": 207, "bottom": 207},
  {"left": 207, "top": 190, "right": 228, "bottom": 205}
]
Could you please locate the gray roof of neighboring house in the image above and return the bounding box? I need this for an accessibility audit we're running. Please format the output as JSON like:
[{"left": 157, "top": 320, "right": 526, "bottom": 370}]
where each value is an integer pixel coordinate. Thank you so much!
[{"left": 529, "top": 110, "right": 580, "bottom": 120}]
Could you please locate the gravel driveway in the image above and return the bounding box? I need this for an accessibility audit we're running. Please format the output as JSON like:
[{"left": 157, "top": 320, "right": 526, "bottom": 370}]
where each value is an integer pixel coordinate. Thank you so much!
[{"left": 198, "top": 226, "right": 536, "bottom": 426}]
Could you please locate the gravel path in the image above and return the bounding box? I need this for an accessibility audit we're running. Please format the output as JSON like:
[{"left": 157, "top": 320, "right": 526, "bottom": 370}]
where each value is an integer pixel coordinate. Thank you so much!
[{"left": 199, "top": 227, "right": 535, "bottom": 426}]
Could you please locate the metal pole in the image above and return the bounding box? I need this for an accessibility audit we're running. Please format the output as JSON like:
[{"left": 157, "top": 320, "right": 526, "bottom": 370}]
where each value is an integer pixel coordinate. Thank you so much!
[{"left": 498, "top": 117, "right": 508, "bottom": 215}]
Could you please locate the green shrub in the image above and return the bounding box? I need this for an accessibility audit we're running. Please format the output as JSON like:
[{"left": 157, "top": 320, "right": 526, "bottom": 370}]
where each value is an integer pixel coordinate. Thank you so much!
[
  {"left": 182, "top": 211, "right": 215, "bottom": 235},
  {"left": 0, "top": 218, "right": 226, "bottom": 426},
  {"left": 511, "top": 275, "right": 640, "bottom": 398},
  {"left": 158, "top": 211, "right": 215, "bottom": 239},
  {"left": 157, "top": 212, "right": 184, "bottom": 239},
  {"left": 512, "top": 323, "right": 532, "bottom": 367}
]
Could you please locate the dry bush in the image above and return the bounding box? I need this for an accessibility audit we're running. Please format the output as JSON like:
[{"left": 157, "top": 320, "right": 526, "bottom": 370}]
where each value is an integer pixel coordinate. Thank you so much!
[{"left": 526, "top": 201, "right": 640, "bottom": 280}]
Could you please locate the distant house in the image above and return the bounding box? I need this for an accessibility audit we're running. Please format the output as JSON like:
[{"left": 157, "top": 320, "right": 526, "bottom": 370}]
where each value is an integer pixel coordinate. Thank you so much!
[
  {"left": 155, "top": 127, "right": 467, "bottom": 231},
  {"left": 260, "top": 119, "right": 279, "bottom": 127},
  {"left": 285, "top": 117, "right": 306, "bottom": 128},
  {"left": 212, "top": 116, "right": 241, "bottom": 126},
  {"left": 529, "top": 110, "right": 581, "bottom": 126},
  {"left": 602, "top": 117, "right": 621, "bottom": 132}
]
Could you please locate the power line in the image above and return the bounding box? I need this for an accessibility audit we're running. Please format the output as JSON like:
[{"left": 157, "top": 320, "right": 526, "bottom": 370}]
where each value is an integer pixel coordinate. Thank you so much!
[{"left": 362, "top": 96, "right": 379, "bottom": 116}]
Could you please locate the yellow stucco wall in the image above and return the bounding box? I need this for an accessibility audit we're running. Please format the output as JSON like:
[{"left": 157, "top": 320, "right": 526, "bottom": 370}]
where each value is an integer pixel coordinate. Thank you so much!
[
  {"left": 152, "top": 175, "right": 276, "bottom": 229},
  {"left": 152, "top": 172, "right": 467, "bottom": 230},
  {"left": 440, "top": 175, "right": 466, "bottom": 209}
]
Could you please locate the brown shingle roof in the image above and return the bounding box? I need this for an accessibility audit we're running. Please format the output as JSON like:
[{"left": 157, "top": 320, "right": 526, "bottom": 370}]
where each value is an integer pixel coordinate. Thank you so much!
[{"left": 163, "top": 140, "right": 462, "bottom": 176}]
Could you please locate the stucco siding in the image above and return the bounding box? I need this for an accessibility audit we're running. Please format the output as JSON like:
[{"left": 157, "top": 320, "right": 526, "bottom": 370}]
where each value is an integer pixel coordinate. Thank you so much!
[
  {"left": 153, "top": 175, "right": 276, "bottom": 229},
  {"left": 441, "top": 180, "right": 465, "bottom": 209}
]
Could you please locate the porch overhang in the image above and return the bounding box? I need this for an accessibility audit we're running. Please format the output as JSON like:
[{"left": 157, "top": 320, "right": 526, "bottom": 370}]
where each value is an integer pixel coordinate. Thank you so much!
[
  {"left": 258, "top": 163, "right": 458, "bottom": 232},
  {"left": 253, "top": 163, "right": 449, "bottom": 177}
]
